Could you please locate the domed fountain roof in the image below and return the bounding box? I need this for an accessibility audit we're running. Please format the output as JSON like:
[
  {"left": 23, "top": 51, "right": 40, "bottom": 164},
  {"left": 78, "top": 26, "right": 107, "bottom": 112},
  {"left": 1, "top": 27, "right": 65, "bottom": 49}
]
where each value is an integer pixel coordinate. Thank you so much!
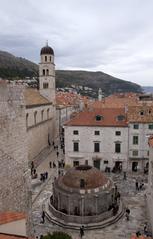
[{"left": 61, "top": 165, "right": 109, "bottom": 190}]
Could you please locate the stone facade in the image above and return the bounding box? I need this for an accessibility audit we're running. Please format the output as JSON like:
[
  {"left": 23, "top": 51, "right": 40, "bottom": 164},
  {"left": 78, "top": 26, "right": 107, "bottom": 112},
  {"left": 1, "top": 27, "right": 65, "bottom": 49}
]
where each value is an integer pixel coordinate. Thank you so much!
[
  {"left": 25, "top": 43, "right": 57, "bottom": 161},
  {"left": 128, "top": 122, "right": 151, "bottom": 171},
  {"left": 65, "top": 125, "right": 128, "bottom": 171},
  {"left": 50, "top": 165, "right": 116, "bottom": 224},
  {"left": 147, "top": 136, "right": 153, "bottom": 232},
  {"left": 0, "top": 82, "right": 32, "bottom": 236},
  {"left": 26, "top": 104, "right": 56, "bottom": 160}
]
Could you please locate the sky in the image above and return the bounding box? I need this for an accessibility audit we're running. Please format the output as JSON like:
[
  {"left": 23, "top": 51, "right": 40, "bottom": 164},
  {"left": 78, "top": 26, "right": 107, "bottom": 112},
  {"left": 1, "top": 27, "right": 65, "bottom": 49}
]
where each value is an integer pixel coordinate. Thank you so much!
[{"left": 0, "top": 0, "right": 153, "bottom": 86}]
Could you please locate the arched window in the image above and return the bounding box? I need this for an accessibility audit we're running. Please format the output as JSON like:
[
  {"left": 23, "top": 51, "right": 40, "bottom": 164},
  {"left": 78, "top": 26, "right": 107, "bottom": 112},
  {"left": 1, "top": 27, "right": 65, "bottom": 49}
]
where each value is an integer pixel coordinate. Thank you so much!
[
  {"left": 43, "top": 69, "right": 45, "bottom": 76},
  {"left": 45, "top": 56, "right": 47, "bottom": 62},
  {"left": 46, "top": 69, "right": 49, "bottom": 76},
  {"left": 47, "top": 108, "right": 50, "bottom": 119},
  {"left": 41, "top": 110, "right": 44, "bottom": 121},
  {"left": 26, "top": 113, "right": 29, "bottom": 128},
  {"left": 34, "top": 111, "right": 37, "bottom": 124}
]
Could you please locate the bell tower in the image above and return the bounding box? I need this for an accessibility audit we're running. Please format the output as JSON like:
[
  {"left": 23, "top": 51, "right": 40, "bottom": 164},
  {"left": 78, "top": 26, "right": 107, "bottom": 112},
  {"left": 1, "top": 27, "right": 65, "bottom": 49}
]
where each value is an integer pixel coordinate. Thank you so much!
[{"left": 39, "top": 42, "right": 55, "bottom": 103}]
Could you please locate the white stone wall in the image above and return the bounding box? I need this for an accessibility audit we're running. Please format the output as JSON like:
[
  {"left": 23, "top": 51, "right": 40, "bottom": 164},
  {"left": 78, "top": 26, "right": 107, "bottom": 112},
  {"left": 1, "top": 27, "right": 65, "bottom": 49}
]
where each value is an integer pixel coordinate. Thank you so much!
[
  {"left": 26, "top": 105, "right": 56, "bottom": 160},
  {"left": 147, "top": 145, "right": 153, "bottom": 232},
  {"left": 128, "top": 123, "right": 152, "bottom": 171},
  {"left": 64, "top": 125, "right": 128, "bottom": 171},
  {"left": 57, "top": 105, "right": 79, "bottom": 134}
]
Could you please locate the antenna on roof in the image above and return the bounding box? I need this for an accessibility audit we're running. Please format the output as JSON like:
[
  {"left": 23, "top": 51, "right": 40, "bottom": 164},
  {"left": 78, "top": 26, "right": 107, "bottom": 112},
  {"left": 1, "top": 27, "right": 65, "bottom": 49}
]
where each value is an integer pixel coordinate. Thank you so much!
[{"left": 46, "top": 40, "right": 48, "bottom": 46}]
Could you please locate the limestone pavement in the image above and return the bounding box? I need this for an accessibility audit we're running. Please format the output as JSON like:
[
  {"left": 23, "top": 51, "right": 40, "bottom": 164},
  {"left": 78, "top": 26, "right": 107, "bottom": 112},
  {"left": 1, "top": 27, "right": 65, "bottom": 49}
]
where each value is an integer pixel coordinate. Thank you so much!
[{"left": 31, "top": 148, "right": 151, "bottom": 239}]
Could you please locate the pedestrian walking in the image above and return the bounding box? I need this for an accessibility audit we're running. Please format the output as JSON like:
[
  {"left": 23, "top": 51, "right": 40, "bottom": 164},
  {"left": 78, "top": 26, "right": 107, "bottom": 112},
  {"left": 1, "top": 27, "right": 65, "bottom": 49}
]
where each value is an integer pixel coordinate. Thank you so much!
[
  {"left": 41, "top": 211, "right": 45, "bottom": 224},
  {"left": 135, "top": 180, "right": 139, "bottom": 191},
  {"left": 49, "top": 161, "right": 52, "bottom": 168},
  {"left": 125, "top": 207, "right": 130, "bottom": 221},
  {"left": 144, "top": 222, "right": 148, "bottom": 235},
  {"left": 45, "top": 171, "right": 48, "bottom": 179},
  {"left": 80, "top": 225, "right": 84, "bottom": 238},
  {"left": 123, "top": 171, "right": 127, "bottom": 180}
]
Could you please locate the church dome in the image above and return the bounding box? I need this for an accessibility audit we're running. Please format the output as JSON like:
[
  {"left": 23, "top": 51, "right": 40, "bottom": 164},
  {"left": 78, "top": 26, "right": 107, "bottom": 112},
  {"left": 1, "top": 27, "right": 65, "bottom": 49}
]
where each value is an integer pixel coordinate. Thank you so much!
[
  {"left": 40, "top": 44, "right": 54, "bottom": 55},
  {"left": 60, "top": 165, "right": 109, "bottom": 190}
]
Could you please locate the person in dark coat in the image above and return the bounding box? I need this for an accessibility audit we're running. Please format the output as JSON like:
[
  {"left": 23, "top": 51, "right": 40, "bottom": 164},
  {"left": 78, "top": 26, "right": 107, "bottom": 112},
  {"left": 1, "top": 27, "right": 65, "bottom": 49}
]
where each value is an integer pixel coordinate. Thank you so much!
[
  {"left": 41, "top": 211, "right": 45, "bottom": 224},
  {"left": 80, "top": 225, "right": 84, "bottom": 238}
]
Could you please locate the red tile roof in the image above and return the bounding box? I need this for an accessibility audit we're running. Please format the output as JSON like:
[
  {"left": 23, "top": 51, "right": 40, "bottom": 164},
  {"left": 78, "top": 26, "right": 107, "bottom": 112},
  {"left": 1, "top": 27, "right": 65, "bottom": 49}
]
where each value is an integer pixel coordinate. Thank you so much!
[
  {"left": 0, "top": 234, "right": 26, "bottom": 239},
  {"left": 56, "top": 92, "right": 89, "bottom": 107},
  {"left": 0, "top": 212, "right": 26, "bottom": 225},
  {"left": 64, "top": 108, "right": 128, "bottom": 127},
  {"left": 24, "top": 88, "right": 50, "bottom": 106}
]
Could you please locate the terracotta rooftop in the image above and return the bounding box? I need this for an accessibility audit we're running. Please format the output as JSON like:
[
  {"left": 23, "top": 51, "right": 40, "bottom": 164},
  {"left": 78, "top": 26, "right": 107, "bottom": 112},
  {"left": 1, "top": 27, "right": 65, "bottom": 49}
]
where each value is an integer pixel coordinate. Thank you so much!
[
  {"left": 56, "top": 92, "right": 89, "bottom": 107},
  {"left": 92, "top": 93, "right": 139, "bottom": 109},
  {"left": 127, "top": 105, "right": 153, "bottom": 123},
  {"left": 24, "top": 88, "right": 50, "bottom": 107},
  {"left": 0, "top": 235, "right": 26, "bottom": 239},
  {"left": 64, "top": 108, "right": 128, "bottom": 127},
  {"left": 0, "top": 212, "right": 26, "bottom": 225}
]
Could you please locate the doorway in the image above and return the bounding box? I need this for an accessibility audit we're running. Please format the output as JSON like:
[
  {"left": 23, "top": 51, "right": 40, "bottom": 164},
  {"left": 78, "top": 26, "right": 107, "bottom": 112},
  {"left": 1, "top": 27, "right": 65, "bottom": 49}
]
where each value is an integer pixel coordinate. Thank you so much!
[
  {"left": 132, "top": 162, "right": 138, "bottom": 172},
  {"left": 93, "top": 159, "right": 100, "bottom": 169}
]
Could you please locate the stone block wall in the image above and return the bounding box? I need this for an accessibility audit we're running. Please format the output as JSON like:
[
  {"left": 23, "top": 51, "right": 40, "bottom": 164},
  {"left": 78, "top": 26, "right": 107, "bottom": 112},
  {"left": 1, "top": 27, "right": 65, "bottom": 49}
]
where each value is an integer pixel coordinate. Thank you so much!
[{"left": 0, "top": 82, "right": 30, "bottom": 213}]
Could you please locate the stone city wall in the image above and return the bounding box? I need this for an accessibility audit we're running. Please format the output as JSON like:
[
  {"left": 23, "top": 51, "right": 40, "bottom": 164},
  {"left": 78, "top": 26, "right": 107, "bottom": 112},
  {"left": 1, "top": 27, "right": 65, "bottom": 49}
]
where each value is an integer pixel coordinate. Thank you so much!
[{"left": 0, "top": 82, "right": 30, "bottom": 212}]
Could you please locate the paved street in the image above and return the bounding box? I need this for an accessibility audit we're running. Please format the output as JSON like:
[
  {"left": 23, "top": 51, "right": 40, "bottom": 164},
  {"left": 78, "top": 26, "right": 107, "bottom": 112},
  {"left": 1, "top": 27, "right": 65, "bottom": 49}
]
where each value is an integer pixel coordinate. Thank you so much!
[{"left": 31, "top": 149, "right": 151, "bottom": 239}]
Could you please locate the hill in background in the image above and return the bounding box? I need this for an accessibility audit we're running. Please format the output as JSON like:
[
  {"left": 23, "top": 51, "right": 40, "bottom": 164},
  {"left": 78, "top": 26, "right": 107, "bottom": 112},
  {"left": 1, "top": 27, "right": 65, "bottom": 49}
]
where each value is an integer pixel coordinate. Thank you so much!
[{"left": 0, "top": 50, "right": 142, "bottom": 97}]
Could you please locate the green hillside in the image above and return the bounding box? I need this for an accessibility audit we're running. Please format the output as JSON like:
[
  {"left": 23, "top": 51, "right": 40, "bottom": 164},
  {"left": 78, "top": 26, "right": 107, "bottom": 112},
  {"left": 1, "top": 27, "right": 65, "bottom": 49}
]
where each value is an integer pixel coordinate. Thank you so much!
[{"left": 0, "top": 50, "right": 142, "bottom": 96}]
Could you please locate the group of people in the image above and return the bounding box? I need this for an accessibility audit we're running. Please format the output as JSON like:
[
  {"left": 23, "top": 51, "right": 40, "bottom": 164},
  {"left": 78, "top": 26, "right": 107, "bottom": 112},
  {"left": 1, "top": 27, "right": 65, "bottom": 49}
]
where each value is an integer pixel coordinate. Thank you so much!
[{"left": 135, "top": 222, "right": 152, "bottom": 237}]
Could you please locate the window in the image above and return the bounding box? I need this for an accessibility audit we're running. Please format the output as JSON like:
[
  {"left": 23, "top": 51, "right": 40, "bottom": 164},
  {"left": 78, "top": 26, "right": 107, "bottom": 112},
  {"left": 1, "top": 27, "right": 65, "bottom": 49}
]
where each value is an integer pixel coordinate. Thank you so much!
[
  {"left": 85, "top": 160, "right": 88, "bottom": 165},
  {"left": 45, "top": 56, "right": 47, "bottom": 62},
  {"left": 43, "top": 83, "right": 48, "bottom": 89},
  {"left": 73, "top": 161, "right": 79, "bottom": 167},
  {"left": 95, "top": 130, "right": 100, "bottom": 135},
  {"left": 41, "top": 110, "right": 44, "bottom": 121},
  {"left": 73, "top": 130, "right": 79, "bottom": 135},
  {"left": 148, "top": 124, "right": 153, "bottom": 130},
  {"left": 50, "top": 56, "right": 51, "bottom": 62},
  {"left": 115, "top": 131, "right": 121, "bottom": 136},
  {"left": 117, "top": 115, "right": 125, "bottom": 121},
  {"left": 46, "top": 69, "right": 49, "bottom": 76},
  {"left": 26, "top": 113, "right": 29, "bottom": 128},
  {"left": 115, "top": 143, "right": 121, "bottom": 153},
  {"left": 43, "top": 69, "right": 45, "bottom": 76},
  {"left": 34, "top": 111, "right": 37, "bottom": 124},
  {"left": 47, "top": 109, "right": 50, "bottom": 119},
  {"left": 104, "top": 160, "right": 108, "bottom": 164},
  {"left": 133, "top": 136, "right": 138, "bottom": 145},
  {"left": 94, "top": 142, "right": 100, "bottom": 152},
  {"left": 147, "top": 151, "right": 149, "bottom": 156},
  {"left": 133, "top": 124, "right": 139, "bottom": 129},
  {"left": 73, "top": 142, "right": 79, "bottom": 152},
  {"left": 96, "top": 115, "right": 103, "bottom": 121},
  {"left": 132, "top": 150, "right": 138, "bottom": 156},
  {"left": 140, "top": 111, "right": 144, "bottom": 116}
]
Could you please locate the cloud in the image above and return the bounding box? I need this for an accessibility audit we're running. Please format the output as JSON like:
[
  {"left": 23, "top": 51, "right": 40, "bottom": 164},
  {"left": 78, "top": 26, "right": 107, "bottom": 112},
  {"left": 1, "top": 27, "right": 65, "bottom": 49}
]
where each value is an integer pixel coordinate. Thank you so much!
[{"left": 0, "top": 0, "right": 153, "bottom": 85}]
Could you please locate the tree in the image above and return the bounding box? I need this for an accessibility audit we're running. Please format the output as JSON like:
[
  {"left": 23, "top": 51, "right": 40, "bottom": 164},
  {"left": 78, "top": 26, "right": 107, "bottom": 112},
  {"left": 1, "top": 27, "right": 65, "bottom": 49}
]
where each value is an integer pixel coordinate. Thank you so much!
[{"left": 42, "top": 231, "right": 72, "bottom": 239}]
